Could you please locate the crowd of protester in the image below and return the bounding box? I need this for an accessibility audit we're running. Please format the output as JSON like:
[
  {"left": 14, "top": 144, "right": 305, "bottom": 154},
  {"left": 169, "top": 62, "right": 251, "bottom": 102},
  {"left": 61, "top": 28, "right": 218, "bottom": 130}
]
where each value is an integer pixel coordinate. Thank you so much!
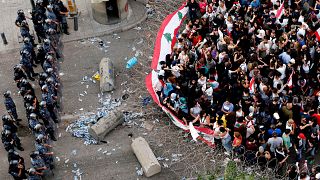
[
  {"left": 1, "top": 0, "right": 69, "bottom": 179},
  {"left": 154, "top": 0, "right": 320, "bottom": 178}
]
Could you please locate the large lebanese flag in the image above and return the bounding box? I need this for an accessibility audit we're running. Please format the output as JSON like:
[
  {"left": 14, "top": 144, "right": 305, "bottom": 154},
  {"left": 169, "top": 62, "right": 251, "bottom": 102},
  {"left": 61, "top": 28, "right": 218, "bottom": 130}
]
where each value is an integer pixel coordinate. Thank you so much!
[
  {"left": 145, "top": 4, "right": 215, "bottom": 145},
  {"left": 276, "top": 2, "right": 285, "bottom": 19},
  {"left": 315, "top": 28, "right": 320, "bottom": 41}
]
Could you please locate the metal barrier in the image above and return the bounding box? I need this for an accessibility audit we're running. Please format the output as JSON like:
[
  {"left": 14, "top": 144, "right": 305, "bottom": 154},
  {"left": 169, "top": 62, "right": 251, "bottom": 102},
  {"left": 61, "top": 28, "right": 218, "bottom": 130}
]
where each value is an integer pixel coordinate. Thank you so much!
[{"left": 1, "top": 32, "right": 8, "bottom": 45}]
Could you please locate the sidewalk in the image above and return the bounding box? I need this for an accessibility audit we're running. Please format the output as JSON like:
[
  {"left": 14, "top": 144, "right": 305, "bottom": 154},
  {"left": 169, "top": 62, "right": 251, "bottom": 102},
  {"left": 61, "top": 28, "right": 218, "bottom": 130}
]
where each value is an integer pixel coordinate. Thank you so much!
[{"left": 0, "top": 0, "right": 147, "bottom": 53}]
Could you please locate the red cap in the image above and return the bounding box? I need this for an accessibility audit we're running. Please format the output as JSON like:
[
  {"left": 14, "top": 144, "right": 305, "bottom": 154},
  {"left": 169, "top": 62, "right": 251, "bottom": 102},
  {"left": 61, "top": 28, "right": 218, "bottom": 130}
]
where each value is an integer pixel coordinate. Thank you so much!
[{"left": 298, "top": 133, "right": 306, "bottom": 140}]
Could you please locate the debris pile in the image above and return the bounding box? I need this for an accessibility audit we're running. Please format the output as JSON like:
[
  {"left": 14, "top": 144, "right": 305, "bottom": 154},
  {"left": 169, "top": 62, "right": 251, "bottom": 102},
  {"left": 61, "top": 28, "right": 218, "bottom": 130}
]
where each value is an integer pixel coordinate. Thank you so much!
[
  {"left": 66, "top": 94, "right": 122, "bottom": 145},
  {"left": 67, "top": 93, "right": 146, "bottom": 145}
]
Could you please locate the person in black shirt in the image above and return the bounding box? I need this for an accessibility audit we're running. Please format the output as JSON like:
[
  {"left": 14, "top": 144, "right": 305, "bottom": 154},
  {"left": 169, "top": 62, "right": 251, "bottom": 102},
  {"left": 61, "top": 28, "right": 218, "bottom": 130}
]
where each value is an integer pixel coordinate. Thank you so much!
[{"left": 186, "top": 0, "right": 200, "bottom": 21}]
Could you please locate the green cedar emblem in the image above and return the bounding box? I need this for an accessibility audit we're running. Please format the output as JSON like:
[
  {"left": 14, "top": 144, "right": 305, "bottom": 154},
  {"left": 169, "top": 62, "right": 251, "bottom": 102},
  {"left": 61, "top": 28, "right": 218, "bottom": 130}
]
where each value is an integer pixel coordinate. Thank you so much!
[
  {"left": 164, "top": 33, "right": 172, "bottom": 43},
  {"left": 178, "top": 11, "right": 183, "bottom": 20}
]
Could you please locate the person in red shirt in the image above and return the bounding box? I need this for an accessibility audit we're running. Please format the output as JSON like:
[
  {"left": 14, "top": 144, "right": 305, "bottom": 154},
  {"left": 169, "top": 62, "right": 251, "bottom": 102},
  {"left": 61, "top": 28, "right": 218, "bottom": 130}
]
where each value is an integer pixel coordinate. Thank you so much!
[
  {"left": 199, "top": 0, "right": 207, "bottom": 15},
  {"left": 189, "top": 30, "right": 203, "bottom": 46},
  {"left": 310, "top": 110, "right": 320, "bottom": 126}
]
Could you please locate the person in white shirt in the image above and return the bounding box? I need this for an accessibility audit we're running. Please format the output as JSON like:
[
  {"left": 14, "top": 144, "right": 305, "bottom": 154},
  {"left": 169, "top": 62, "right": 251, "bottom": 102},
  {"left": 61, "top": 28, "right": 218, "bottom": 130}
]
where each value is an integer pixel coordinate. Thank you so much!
[{"left": 276, "top": 61, "right": 286, "bottom": 80}]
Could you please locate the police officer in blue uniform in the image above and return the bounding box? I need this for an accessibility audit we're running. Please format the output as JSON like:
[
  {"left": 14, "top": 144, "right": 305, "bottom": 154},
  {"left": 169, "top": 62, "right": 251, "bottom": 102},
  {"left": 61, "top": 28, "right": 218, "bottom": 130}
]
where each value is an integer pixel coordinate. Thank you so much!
[
  {"left": 1, "top": 129, "right": 15, "bottom": 151},
  {"left": 20, "top": 79, "right": 36, "bottom": 96},
  {"left": 8, "top": 149, "right": 23, "bottom": 162},
  {"left": 19, "top": 20, "right": 36, "bottom": 46},
  {"left": 30, "top": 151, "right": 48, "bottom": 177},
  {"left": 42, "top": 56, "right": 54, "bottom": 72},
  {"left": 20, "top": 50, "right": 37, "bottom": 81},
  {"left": 28, "top": 113, "right": 40, "bottom": 132},
  {"left": 40, "top": 101, "right": 58, "bottom": 124},
  {"left": 36, "top": 45, "right": 46, "bottom": 66},
  {"left": 34, "top": 135, "right": 54, "bottom": 170},
  {"left": 21, "top": 37, "right": 37, "bottom": 67},
  {"left": 41, "top": 85, "right": 57, "bottom": 123},
  {"left": 13, "top": 64, "right": 28, "bottom": 88},
  {"left": 30, "top": 9, "right": 46, "bottom": 43},
  {"left": 35, "top": 0, "right": 47, "bottom": 15},
  {"left": 26, "top": 167, "right": 43, "bottom": 180},
  {"left": 4, "top": 91, "right": 22, "bottom": 123},
  {"left": 38, "top": 72, "right": 48, "bottom": 88},
  {"left": 1, "top": 115, "right": 24, "bottom": 151},
  {"left": 15, "top": 9, "right": 27, "bottom": 27},
  {"left": 26, "top": 105, "right": 38, "bottom": 120},
  {"left": 46, "top": 5, "right": 57, "bottom": 21},
  {"left": 42, "top": 39, "right": 53, "bottom": 54}
]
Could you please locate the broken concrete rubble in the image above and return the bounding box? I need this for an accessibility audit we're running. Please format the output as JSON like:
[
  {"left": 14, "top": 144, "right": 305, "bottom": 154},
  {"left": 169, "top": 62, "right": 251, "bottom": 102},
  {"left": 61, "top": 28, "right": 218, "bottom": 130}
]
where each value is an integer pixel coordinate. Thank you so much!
[{"left": 88, "top": 109, "right": 124, "bottom": 141}]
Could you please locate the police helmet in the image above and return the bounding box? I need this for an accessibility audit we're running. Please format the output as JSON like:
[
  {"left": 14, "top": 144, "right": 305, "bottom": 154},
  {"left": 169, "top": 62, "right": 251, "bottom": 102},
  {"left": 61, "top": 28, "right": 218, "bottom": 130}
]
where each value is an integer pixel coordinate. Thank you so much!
[
  {"left": 46, "top": 77, "right": 54, "bottom": 83},
  {"left": 47, "top": 5, "right": 53, "bottom": 9},
  {"left": 10, "top": 150, "right": 19, "bottom": 156},
  {"left": 36, "top": 45, "right": 42, "bottom": 49},
  {"left": 46, "top": 68, "right": 53, "bottom": 73},
  {"left": 18, "top": 87, "right": 26, "bottom": 95},
  {"left": 10, "top": 160, "right": 18, "bottom": 165},
  {"left": 36, "top": 0, "right": 43, "bottom": 4},
  {"left": 44, "top": 38, "right": 50, "bottom": 44},
  {"left": 21, "top": 49, "right": 30, "bottom": 56},
  {"left": 3, "top": 91, "right": 11, "bottom": 98},
  {"left": 17, "top": 9, "right": 24, "bottom": 15},
  {"left": 8, "top": 149, "right": 18, "bottom": 154},
  {"left": 27, "top": 168, "right": 36, "bottom": 173},
  {"left": 25, "top": 94, "right": 33, "bottom": 101},
  {"left": 2, "top": 115, "right": 10, "bottom": 122},
  {"left": 39, "top": 72, "right": 48, "bottom": 79},
  {"left": 39, "top": 101, "right": 46, "bottom": 107},
  {"left": 23, "top": 37, "right": 30, "bottom": 43},
  {"left": 24, "top": 103, "right": 31, "bottom": 109},
  {"left": 41, "top": 84, "right": 48, "bottom": 91},
  {"left": 27, "top": 106, "right": 35, "bottom": 112},
  {"left": 45, "top": 19, "right": 52, "bottom": 23},
  {"left": 29, "top": 151, "right": 39, "bottom": 158},
  {"left": 46, "top": 54, "right": 53, "bottom": 60},
  {"left": 36, "top": 134, "right": 44, "bottom": 141},
  {"left": 29, "top": 113, "right": 37, "bottom": 119},
  {"left": 4, "top": 129, "right": 11, "bottom": 135},
  {"left": 13, "top": 64, "right": 22, "bottom": 71},
  {"left": 34, "top": 124, "right": 42, "bottom": 130},
  {"left": 21, "top": 78, "right": 28, "bottom": 85},
  {"left": 48, "top": 28, "right": 55, "bottom": 33}
]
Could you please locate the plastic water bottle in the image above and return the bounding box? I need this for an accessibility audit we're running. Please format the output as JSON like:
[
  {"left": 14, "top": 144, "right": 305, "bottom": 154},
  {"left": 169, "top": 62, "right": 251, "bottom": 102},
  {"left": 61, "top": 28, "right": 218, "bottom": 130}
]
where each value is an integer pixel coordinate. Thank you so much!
[{"left": 126, "top": 57, "right": 138, "bottom": 69}]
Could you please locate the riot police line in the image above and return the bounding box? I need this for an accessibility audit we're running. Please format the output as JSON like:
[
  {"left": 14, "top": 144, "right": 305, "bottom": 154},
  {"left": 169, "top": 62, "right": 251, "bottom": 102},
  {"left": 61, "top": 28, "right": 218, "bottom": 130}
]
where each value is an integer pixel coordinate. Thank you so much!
[{"left": 2, "top": 0, "right": 69, "bottom": 179}]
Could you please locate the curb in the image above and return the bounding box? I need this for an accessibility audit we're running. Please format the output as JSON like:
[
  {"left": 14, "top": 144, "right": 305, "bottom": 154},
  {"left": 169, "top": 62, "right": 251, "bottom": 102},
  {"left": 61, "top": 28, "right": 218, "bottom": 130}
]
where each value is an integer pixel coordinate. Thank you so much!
[{"left": 63, "top": 11, "right": 147, "bottom": 44}]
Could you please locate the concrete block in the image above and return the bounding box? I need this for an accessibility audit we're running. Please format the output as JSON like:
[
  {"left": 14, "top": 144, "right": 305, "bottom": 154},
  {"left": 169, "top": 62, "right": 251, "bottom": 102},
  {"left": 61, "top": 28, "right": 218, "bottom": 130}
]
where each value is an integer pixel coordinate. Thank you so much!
[
  {"left": 88, "top": 109, "right": 124, "bottom": 141},
  {"left": 131, "top": 137, "right": 161, "bottom": 177},
  {"left": 99, "top": 57, "right": 115, "bottom": 92}
]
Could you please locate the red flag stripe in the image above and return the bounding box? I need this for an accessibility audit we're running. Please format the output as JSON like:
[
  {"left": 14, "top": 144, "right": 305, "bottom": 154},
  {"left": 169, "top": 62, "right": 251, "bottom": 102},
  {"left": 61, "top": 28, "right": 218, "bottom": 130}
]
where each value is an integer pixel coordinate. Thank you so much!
[{"left": 276, "top": 2, "right": 284, "bottom": 19}]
